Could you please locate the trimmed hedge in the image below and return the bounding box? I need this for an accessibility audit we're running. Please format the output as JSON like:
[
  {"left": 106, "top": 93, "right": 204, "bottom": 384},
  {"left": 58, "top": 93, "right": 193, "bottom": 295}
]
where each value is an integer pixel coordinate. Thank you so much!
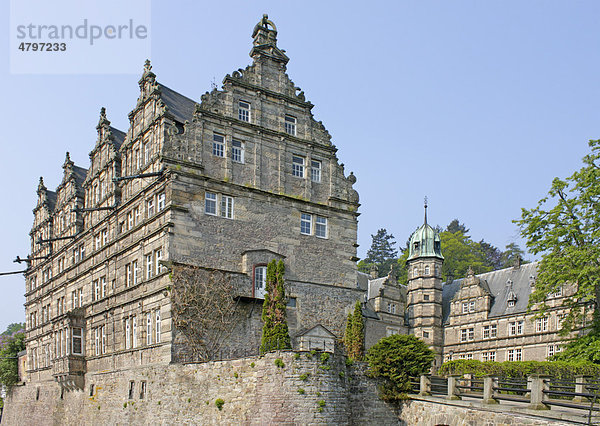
[{"left": 439, "top": 359, "right": 600, "bottom": 380}]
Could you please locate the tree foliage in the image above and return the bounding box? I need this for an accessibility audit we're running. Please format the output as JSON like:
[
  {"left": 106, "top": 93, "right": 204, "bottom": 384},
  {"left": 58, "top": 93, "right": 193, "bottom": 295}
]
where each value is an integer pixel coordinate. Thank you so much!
[
  {"left": 0, "top": 324, "right": 25, "bottom": 387},
  {"left": 359, "top": 229, "right": 398, "bottom": 278},
  {"left": 516, "top": 139, "right": 600, "bottom": 334},
  {"left": 366, "top": 334, "right": 434, "bottom": 400},
  {"left": 343, "top": 301, "right": 364, "bottom": 360},
  {"left": 170, "top": 265, "right": 238, "bottom": 361},
  {"left": 551, "top": 333, "right": 600, "bottom": 364},
  {"left": 260, "top": 260, "right": 291, "bottom": 353}
]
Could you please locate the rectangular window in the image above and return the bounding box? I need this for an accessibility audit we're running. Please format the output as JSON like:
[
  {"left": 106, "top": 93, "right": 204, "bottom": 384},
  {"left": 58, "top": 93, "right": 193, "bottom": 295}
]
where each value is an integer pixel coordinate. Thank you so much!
[
  {"left": 72, "top": 290, "right": 77, "bottom": 309},
  {"left": 125, "top": 318, "right": 131, "bottom": 349},
  {"left": 128, "top": 211, "right": 134, "bottom": 229},
  {"left": 132, "top": 316, "right": 137, "bottom": 349},
  {"left": 462, "top": 302, "right": 468, "bottom": 314},
  {"left": 232, "top": 140, "right": 244, "bottom": 163},
  {"left": 311, "top": 160, "right": 321, "bottom": 183},
  {"left": 483, "top": 325, "right": 490, "bottom": 339},
  {"left": 143, "top": 141, "right": 150, "bottom": 164},
  {"left": 469, "top": 300, "right": 475, "bottom": 312},
  {"left": 467, "top": 327, "right": 474, "bottom": 341},
  {"left": 147, "top": 198, "right": 155, "bottom": 217},
  {"left": 93, "top": 280, "right": 100, "bottom": 301},
  {"left": 212, "top": 133, "right": 225, "bottom": 157},
  {"left": 300, "top": 213, "right": 312, "bottom": 235},
  {"left": 134, "top": 207, "right": 140, "bottom": 225},
  {"left": 134, "top": 148, "right": 140, "bottom": 170},
  {"left": 205, "top": 192, "right": 217, "bottom": 215},
  {"left": 155, "top": 310, "right": 161, "bottom": 343},
  {"left": 146, "top": 254, "right": 153, "bottom": 279},
  {"left": 509, "top": 321, "right": 523, "bottom": 336},
  {"left": 315, "top": 216, "right": 327, "bottom": 238},
  {"left": 126, "top": 263, "right": 132, "bottom": 287},
  {"left": 95, "top": 234, "right": 101, "bottom": 250},
  {"left": 95, "top": 328, "right": 100, "bottom": 356},
  {"left": 490, "top": 324, "right": 497, "bottom": 338},
  {"left": 284, "top": 115, "right": 297, "bottom": 135},
  {"left": 238, "top": 101, "right": 250, "bottom": 122},
  {"left": 146, "top": 313, "right": 152, "bottom": 345},
  {"left": 129, "top": 381, "right": 135, "bottom": 400},
  {"left": 78, "top": 289, "right": 83, "bottom": 308},
  {"left": 515, "top": 348, "right": 522, "bottom": 361},
  {"left": 132, "top": 260, "right": 138, "bottom": 285},
  {"left": 460, "top": 329, "right": 467, "bottom": 342},
  {"left": 140, "top": 381, "right": 146, "bottom": 399},
  {"left": 101, "top": 277, "right": 107, "bottom": 298},
  {"left": 547, "top": 345, "right": 555, "bottom": 358},
  {"left": 155, "top": 249, "right": 163, "bottom": 274},
  {"left": 157, "top": 193, "right": 166, "bottom": 211},
  {"left": 254, "top": 266, "right": 266, "bottom": 298},
  {"left": 220, "top": 195, "right": 234, "bottom": 219},
  {"left": 101, "top": 229, "right": 108, "bottom": 246},
  {"left": 101, "top": 325, "right": 106, "bottom": 355},
  {"left": 292, "top": 155, "right": 305, "bottom": 178}
]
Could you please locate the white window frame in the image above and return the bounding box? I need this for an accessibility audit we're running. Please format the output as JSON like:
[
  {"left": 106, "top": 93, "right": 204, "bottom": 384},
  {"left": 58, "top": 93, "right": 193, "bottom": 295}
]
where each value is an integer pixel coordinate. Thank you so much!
[
  {"left": 212, "top": 133, "right": 225, "bottom": 157},
  {"left": 292, "top": 155, "right": 305, "bottom": 178},
  {"left": 146, "top": 254, "right": 153, "bottom": 279},
  {"left": 132, "top": 260, "right": 138, "bottom": 285},
  {"left": 132, "top": 316, "right": 138, "bottom": 349},
  {"left": 300, "top": 213, "right": 312, "bottom": 235},
  {"left": 315, "top": 216, "right": 327, "bottom": 238},
  {"left": 232, "top": 140, "right": 244, "bottom": 163},
  {"left": 205, "top": 192, "right": 217, "bottom": 215},
  {"left": 311, "top": 159, "right": 321, "bottom": 183},
  {"left": 284, "top": 115, "right": 297, "bottom": 136},
  {"left": 157, "top": 193, "right": 166, "bottom": 211},
  {"left": 147, "top": 197, "right": 155, "bottom": 217},
  {"left": 126, "top": 263, "right": 132, "bottom": 287},
  {"left": 469, "top": 300, "right": 475, "bottom": 312},
  {"left": 254, "top": 266, "right": 267, "bottom": 299},
  {"left": 220, "top": 195, "right": 234, "bottom": 219},
  {"left": 155, "top": 248, "right": 163, "bottom": 274},
  {"left": 462, "top": 302, "right": 468, "bottom": 314},
  {"left": 155, "top": 310, "right": 161, "bottom": 343},
  {"left": 101, "top": 276, "right": 107, "bottom": 298},
  {"left": 125, "top": 318, "right": 131, "bottom": 349},
  {"left": 146, "top": 312, "right": 152, "bottom": 345}
]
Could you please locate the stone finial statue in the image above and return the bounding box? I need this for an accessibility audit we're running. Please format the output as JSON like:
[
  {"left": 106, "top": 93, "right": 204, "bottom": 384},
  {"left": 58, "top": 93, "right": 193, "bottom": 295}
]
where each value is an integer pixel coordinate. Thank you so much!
[
  {"left": 387, "top": 264, "right": 397, "bottom": 283},
  {"left": 369, "top": 264, "right": 378, "bottom": 279}
]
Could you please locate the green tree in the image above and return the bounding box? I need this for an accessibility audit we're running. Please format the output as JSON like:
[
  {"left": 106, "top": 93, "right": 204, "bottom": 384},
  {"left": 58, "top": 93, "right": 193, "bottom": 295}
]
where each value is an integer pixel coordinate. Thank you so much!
[
  {"left": 0, "top": 326, "right": 25, "bottom": 387},
  {"left": 440, "top": 230, "right": 491, "bottom": 282},
  {"left": 359, "top": 229, "right": 398, "bottom": 278},
  {"left": 366, "top": 334, "right": 434, "bottom": 400},
  {"left": 1, "top": 323, "right": 25, "bottom": 336},
  {"left": 516, "top": 139, "right": 600, "bottom": 335},
  {"left": 260, "top": 260, "right": 291, "bottom": 353},
  {"left": 446, "top": 219, "right": 469, "bottom": 235},
  {"left": 344, "top": 301, "right": 364, "bottom": 360}
]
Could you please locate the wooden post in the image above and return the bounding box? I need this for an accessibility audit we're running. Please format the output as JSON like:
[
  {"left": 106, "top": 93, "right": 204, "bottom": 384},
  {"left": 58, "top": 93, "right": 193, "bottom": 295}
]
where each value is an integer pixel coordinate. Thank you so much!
[
  {"left": 446, "top": 375, "right": 461, "bottom": 400},
  {"left": 419, "top": 374, "right": 431, "bottom": 396},
  {"left": 528, "top": 375, "right": 550, "bottom": 410},
  {"left": 483, "top": 375, "right": 498, "bottom": 404}
]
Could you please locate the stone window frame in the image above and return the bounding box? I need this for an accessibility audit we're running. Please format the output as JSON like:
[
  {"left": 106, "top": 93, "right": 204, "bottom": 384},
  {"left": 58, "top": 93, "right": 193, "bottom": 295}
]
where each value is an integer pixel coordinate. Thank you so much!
[
  {"left": 238, "top": 100, "right": 251, "bottom": 122},
  {"left": 284, "top": 114, "right": 297, "bottom": 136},
  {"left": 310, "top": 159, "right": 322, "bottom": 183},
  {"left": 232, "top": 139, "right": 245, "bottom": 164},
  {"left": 212, "top": 133, "right": 225, "bottom": 157}
]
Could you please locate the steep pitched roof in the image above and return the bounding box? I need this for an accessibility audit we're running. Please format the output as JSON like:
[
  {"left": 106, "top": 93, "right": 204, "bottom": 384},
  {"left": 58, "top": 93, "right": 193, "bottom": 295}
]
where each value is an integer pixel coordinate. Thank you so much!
[
  {"left": 109, "top": 127, "right": 126, "bottom": 150},
  {"left": 442, "top": 262, "right": 538, "bottom": 323},
  {"left": 158, "top": 83, "right": 196, "bottom": 124}
]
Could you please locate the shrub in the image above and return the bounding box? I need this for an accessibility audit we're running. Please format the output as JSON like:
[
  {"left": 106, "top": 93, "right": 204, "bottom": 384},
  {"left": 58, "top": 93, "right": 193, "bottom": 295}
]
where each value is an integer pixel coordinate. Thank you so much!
[
  {"left": 366, "top": 334, "right": 434, "bottom": 400},
  {"left": 344, "top": 301, "right": 364, "bottom": 361},
  {"left": 438, "top": 359, "right": 600, "bottom": 380},
  {"left": 299, "top": 373, "right": 309, "bottom": 381},
  {"left": 274, "top": 358, "right": 285, "bottom": 368},
  {"left": 297, "top": 388, "right": 305, "bottom": 394},
  {"left": 260, "top": 260, "right": 291, "bottom": 353},
  {"left": 320, "top": 353, "right": 330, "bottom": 364},
  {"left": 215, "top": 398, "right": 225, "bottom": 411}
]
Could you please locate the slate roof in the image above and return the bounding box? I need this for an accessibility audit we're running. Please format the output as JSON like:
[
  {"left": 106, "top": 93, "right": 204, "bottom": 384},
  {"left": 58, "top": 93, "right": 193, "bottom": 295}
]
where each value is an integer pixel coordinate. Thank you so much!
[
  {"left": 158, "top": 83, "right": 196, "bottom": 124},
  {"left": 46, "top": 191, "right": 57, "bottom": 212},
  {"left": 72, "top": 165, "right": 87, "bottom": 187},
  {"left": 109, "top": 127, "right": 126, "bottom": 150},
  {"left": 367, "top": 277, "right": 387, "bottom": 300},
  {"left": 442, "top": 262, "right": 538, "bottom": 324},
  {"left": 357, "top": 271, "right": 369, "bottom": 291}
]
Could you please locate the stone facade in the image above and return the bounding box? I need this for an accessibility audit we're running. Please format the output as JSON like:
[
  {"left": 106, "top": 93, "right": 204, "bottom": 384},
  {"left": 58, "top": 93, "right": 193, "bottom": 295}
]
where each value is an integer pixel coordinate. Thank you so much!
[
  {"left": 20, "top": 14, "right": 362, "bottom": 400},
  {"left": 1, "top": 351, "right": 399, "bottom": 426}
]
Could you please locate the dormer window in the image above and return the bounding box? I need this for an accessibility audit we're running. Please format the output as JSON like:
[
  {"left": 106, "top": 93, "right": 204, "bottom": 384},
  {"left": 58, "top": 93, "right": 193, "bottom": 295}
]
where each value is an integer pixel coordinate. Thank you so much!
[
  {"left": 413, "top": 241, "right": 420, "bottom": 252},
  {"left": 424, "top": 265, "right": 430, "bottom": 275},
  {"left": 507, "top": 299, "right": 515, "bottom": 308}
]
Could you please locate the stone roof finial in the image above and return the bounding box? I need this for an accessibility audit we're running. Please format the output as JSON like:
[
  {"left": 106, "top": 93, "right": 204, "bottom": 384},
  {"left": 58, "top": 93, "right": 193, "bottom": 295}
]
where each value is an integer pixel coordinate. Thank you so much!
[
  {"left": 37, "top": 176, "right": 46, "bottom": 194},
  {"left": 97, "top": 107, "right": 111, "bottom": 130},
  {"left": 467, "top": 265, "right": 474, "bottom": 276},
  {"left": 144, "top": 59, "right": 152, "bottom": 73},
  {"left": 63, "top": 152, "right": 74, "bottom": 169}
]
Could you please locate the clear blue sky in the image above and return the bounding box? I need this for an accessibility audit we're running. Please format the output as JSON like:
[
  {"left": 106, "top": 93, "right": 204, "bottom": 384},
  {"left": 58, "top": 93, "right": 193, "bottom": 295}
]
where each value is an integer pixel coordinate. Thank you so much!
[{"left": 1, "top": 1, "right": 599, "bottom": 332}]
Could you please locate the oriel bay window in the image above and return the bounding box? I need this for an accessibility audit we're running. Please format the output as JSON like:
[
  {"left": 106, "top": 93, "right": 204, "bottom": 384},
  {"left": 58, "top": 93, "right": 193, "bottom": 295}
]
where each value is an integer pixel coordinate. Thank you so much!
[{"left": 72, "top": 327, "right": 82, "bottom": 355}]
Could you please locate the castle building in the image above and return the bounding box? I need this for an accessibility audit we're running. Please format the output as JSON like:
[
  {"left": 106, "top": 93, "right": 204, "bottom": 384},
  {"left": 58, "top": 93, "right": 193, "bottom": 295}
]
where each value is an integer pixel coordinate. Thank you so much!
[
  {"left": 361, "top": 205, "right": 575, "bottom": 367},
  {"left": 22, "top": 15, "right": 362, "bottom": 392}
]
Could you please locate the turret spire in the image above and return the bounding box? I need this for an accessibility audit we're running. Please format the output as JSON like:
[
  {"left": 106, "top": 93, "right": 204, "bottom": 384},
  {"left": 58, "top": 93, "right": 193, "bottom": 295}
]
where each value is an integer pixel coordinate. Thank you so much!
[{"left": 424, "top": 196, "right": 428, "bottom": 225}]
